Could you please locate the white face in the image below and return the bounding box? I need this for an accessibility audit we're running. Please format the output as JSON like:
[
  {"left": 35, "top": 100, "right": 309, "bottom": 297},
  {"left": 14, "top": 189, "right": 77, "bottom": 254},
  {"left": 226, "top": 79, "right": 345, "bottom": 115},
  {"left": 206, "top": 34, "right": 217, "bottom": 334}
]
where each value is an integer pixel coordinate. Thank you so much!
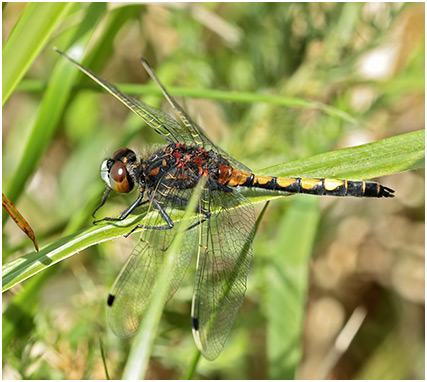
[
  {"left": 100, "top": 155, "right": 134, "bottom": 194},
  {"left": 100, "top": 159, "right": 111, "bottom": 188}
]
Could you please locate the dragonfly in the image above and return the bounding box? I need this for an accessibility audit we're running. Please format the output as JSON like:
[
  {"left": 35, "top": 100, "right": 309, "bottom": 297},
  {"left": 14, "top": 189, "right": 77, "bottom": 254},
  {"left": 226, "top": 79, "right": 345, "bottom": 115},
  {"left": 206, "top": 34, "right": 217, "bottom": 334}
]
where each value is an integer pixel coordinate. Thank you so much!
[{"left": 56, "top": 49, "right": 394, "bottom": 361}]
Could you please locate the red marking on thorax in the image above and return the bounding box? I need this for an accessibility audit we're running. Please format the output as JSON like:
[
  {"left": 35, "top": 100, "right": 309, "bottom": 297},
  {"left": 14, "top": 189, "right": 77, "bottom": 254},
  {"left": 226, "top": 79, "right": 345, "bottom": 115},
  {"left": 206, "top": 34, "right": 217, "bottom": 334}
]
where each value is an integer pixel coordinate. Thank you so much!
[
  {"left": 192, "top": 155, "right": 204, "bottom": 166},
  {"left": 170, "top": 145, "right": 211, "bottom": 175},
  {"left": 173, "top": 150, "right": 183, "bottom": 168}
]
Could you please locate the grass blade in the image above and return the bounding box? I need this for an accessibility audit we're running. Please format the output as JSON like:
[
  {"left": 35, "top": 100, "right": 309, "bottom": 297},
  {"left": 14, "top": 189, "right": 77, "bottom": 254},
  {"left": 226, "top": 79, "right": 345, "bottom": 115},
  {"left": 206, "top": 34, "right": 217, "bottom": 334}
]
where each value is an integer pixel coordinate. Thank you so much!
[
  {"left": 2, "top": 3, "right": 72, "bottom": 105},
  {"left": 261, "top": 130, "right": 424, "bottom": 179},
  {"left": 266, "top": 196, "right": 320, "bottom": 378},
  {"left": 3, "top": 3, "right": 107, "bottom": 223},
  {"left": 122, "top": 179, "right": 207, "bottom": 379},
  {"left": 2, "top": 216, "right": 143, "bottom": 292}
]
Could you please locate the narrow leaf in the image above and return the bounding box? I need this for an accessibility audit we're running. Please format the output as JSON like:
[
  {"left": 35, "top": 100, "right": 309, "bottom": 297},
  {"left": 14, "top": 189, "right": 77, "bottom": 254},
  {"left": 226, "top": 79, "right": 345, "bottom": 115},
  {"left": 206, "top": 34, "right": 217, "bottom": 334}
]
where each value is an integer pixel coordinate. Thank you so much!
[
  {"left": 2, "top": 3, "right": 72, "bottom": 104},
  {"left": 261, "top": 130, "right": 424, "bottom": 179},
  {"left": 266, "top": 197, "right": 320, "bottom": 379},
  {"left": 122, "top": 178, "right": 207, "bottom": 379}
]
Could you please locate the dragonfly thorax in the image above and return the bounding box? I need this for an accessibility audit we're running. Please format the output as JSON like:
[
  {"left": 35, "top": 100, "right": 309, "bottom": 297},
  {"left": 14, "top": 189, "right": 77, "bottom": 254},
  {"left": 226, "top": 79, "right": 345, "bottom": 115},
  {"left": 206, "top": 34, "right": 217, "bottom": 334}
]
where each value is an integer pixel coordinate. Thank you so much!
[{"left": 142, "top": 143, "right": 232, "bottom": 192}]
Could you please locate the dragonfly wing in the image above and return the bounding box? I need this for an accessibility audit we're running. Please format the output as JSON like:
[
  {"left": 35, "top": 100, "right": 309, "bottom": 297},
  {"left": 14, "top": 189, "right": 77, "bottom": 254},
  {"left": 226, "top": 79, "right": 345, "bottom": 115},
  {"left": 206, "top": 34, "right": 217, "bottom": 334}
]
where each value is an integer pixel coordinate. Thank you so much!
[
  {"left": 192, "top": 120, "right": 252, "bottom": 172},
  {"left": 140, "top": 57, "right": 210, "bottom": 149},
  {"left": 106, "top": 189, "right": 199, "bottom": 337},
  {"left": 57, "top": 49, "right": 252, "bottom": 171},
  {"left": 191, "top": 190, "right": 255, "bottom": 360},
  {"left": 55, "top": 49, "right": 194, "bottom": 144},
  {"left": 140, "top": 57, "right": 252, "bottom": 171}
]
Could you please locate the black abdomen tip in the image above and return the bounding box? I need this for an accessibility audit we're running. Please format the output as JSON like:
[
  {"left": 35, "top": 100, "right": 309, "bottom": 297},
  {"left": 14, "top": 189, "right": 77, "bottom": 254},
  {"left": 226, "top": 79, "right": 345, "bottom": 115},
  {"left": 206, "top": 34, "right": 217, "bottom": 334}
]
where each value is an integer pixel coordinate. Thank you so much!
[
  {"left": 107, "top": 294, "right": 115, "bottom": 307},
  {"left": 380, "top": 186, "right": 395, "bottom": 198}
]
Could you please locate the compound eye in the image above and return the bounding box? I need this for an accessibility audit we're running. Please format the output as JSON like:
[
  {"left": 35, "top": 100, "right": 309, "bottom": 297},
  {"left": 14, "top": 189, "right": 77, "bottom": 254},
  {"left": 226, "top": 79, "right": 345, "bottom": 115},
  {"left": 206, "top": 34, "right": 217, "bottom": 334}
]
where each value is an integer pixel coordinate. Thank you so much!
[
  {"left": 108, "top": 161, "right": 133, "bottom": 193},
  {"left": 110, "top": 161, "right": 126, "bottom": 183},
  {"left": 113, "top": 148, "right": 136, "bottom": 162}
]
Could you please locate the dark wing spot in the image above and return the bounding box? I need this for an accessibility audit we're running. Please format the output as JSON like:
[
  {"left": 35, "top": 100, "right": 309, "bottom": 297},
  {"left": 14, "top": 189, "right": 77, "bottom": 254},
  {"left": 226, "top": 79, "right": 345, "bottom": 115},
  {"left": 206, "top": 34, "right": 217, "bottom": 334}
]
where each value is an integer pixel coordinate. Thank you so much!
[
  {"left": 107, "top": 294, "right": 116, "bottom": 307},
  {"left": 191, "top": 317, "right": 199, "bottom": 331}
]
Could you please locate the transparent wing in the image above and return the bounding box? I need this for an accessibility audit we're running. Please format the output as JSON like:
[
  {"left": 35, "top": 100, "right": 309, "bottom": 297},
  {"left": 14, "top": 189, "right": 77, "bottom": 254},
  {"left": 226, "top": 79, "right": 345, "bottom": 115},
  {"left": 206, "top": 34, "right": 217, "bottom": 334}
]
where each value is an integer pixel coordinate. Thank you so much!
[
  {"left": 106, "top": 187, "right": 199, "bottom": 337},
  {"left": 55, "top": 49, "right": 195, "bottom": 144},
  {"left": 191, "top": 190, "right": 255, "bottom": 360},
  {"left": 56, "top": 49, "right": 251, "bottom": 171},
  {"left": 140, "top": 57, "right": 252, "bottom": 172}
]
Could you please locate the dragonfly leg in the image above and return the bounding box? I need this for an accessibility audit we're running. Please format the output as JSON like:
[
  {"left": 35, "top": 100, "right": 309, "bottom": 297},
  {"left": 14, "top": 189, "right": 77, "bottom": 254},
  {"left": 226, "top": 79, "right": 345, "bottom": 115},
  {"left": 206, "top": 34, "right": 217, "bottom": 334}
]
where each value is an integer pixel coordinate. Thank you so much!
[
  {"left": 93, "top": 191, "right": 145, "bottom": 224},
  {"left": 92, "top": 188, "right": 112, "bottom": 218},
  {"left": 124, "top": 194, "right": 211, "bottom": 238},
  {"left": 185, "top": 208, "right": 210, "bottom": 231},
  {"left": 123, "top": 196, "right": 175, "bottom": 237},
  {"left": 160, "top": 193, "right": 211, "bottom": 228}
]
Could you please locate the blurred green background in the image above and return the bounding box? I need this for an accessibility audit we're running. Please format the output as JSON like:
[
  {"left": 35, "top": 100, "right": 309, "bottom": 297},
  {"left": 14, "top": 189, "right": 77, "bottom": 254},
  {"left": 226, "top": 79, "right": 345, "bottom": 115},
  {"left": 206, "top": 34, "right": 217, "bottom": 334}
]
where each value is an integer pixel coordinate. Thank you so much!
[{"left": 2, "top": 3, "right": 424, "bottom": 379}]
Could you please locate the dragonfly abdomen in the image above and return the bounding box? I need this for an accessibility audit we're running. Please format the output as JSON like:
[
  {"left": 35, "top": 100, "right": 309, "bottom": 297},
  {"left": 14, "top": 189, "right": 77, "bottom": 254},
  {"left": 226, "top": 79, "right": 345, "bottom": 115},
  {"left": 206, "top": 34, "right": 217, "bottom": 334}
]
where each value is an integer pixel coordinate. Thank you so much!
[{"left": 219, "top": 166, "right": 394, "bottom": 198}]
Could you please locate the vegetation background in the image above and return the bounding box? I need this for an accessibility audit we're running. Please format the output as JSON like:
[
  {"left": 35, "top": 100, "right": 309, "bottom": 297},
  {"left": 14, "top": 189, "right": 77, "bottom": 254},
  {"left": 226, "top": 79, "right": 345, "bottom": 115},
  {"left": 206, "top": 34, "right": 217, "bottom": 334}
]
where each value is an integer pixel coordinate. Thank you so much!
[{"left": 3, "top": 2, "right": 424, "bottom": 379}]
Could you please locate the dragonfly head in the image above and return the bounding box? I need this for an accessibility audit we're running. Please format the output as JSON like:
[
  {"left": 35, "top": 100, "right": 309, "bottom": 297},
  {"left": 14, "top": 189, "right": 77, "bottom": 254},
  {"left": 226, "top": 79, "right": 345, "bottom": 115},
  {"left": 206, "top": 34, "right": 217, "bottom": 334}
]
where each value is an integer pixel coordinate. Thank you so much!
[{"left": 101, "top": 148, "right": 137, "bottom": 194}]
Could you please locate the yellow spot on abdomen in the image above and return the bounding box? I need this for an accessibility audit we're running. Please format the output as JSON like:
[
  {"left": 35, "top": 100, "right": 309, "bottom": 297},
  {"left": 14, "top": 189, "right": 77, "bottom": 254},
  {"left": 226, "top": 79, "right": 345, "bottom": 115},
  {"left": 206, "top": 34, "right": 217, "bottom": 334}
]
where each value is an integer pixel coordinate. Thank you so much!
[
  {"left": 276, "top": 177, "right": 297, "bottom": 188},
  {"left": 254, "top": 175, "right": 273, "bottom": 185},
  {"left": 324, "top": 179, "right": 344, "bottom": 191},
  {"left": 301, "top": 178, "right": 321, "bottom": 190}
]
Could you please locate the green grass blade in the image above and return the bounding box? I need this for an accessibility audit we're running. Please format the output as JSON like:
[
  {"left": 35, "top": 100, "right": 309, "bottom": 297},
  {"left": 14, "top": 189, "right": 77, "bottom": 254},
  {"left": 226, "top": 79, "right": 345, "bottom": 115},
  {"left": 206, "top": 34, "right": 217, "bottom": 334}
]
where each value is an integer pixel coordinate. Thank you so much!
[
  {"left": 122, "top": 178, "right": 207, "bottom": 379},
  {"left": 266, "top": 196, "right": 320, "bottom": 379},
  {"left": 99, "top": 335, "right": 111, "bottom": 380},
  {"left": 107, "top": 85, "right": 358, "bottom": 124},
  {"left": 3, "top": 3, "right": 107, "bottom": 221},
  {"left": 261, "top": 130, "right": 424, "bottom": 179},
  {"left": 79, "top": 4, "right": 144, "bottom": 72},
  {"left": 2, "top": 3, "right": 72, "bottom": 105},
  {"left": 2, "top": 216, "right": 142, "bottom": 292},
  {"left": 3, "top": 56, "right": 80, "bottom": 223},
  {"left": 183, "top": 350, "right": 202, "bottom": 380},
  {"left": 16, "top": 80, "right": 357, "bottom": 124}
]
